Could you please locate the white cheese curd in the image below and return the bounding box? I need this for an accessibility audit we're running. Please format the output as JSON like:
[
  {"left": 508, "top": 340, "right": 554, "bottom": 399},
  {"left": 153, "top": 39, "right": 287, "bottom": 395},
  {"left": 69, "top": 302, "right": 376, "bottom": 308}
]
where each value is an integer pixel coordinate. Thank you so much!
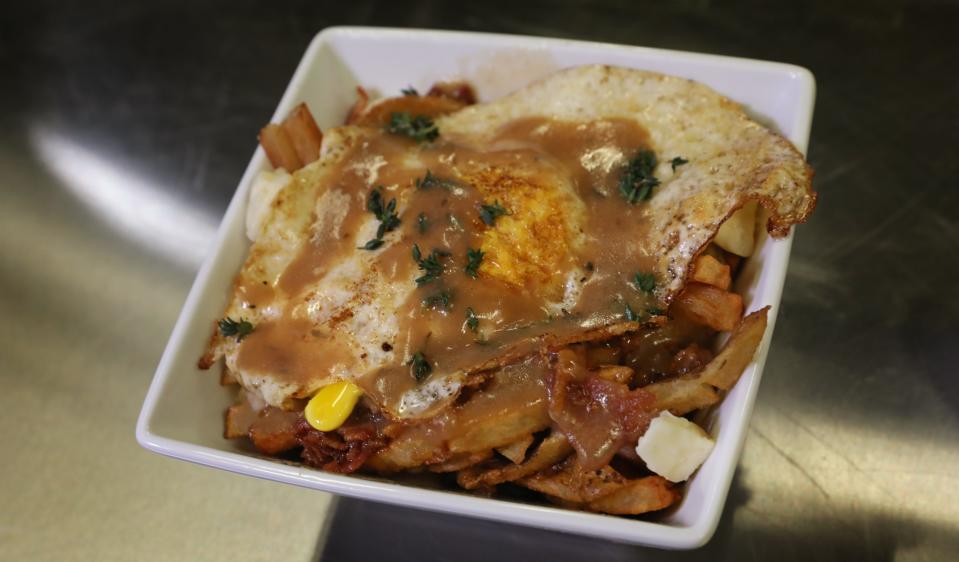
[{"left": 635, "top": 411, "right": 715, "bottom": 483}]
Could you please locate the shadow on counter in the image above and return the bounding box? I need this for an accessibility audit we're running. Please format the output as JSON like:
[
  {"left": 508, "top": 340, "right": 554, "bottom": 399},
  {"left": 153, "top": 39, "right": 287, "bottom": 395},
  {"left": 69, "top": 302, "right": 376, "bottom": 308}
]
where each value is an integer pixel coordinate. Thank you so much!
[{"left": 311, "top": 470, "right": 910, "bottom": 562}]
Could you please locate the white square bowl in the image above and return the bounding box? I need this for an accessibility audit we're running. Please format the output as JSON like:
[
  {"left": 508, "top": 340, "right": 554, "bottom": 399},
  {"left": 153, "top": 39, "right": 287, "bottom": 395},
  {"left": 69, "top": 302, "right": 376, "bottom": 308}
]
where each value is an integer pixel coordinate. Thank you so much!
[{"left": 136, "top": 26, "right": 815, "bottom": 549}]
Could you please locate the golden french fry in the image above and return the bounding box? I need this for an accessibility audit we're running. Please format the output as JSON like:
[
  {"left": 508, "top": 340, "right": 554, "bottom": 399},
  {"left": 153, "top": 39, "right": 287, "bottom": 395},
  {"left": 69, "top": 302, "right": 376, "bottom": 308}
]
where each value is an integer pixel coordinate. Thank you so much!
[
  {"left": 714, "top": 201, "right": 758, "bottom": 257},
  {"left": 344, "top": 86, "right": 369, "bottom": 125},
  {"left": 369, "top": 362, "right": 551, "bottom": 472},
  {"left": 457, "top": 431, "right": 573, "bottom": 489},
  {"left": 645, "top": 307, "right": 768, "bottom": 414},
  {"left": 258, "top": 123, "right": 302, "bottom": 172},
  {"left": 224, "top": 400, "right": 256, "bottom": 439},
  {"left": 691, "top": 253, "right": 732, "bottom": 290},
  {"left": 248, "top": 407, "right": 301, "bottom": 455},
  {"left": 427, "top": 450, "right": 493, "bottom": 473},
  {"left": 447, "top": 405, "right": 550, "bottom": 455},
  {"left": 496, "top": 435, "right": 535, "bottom": 464},
  {"left": 674, "top": 282, "right": 744, "bottom": 332},
  {"left": 645, "top": 377, "right": 720, "bottom": 416},
  {"left": 517, "top": 457, "right": 627, "bottom": 503},
  {"left": 699, "top": 307, "right": 768, "bottom": 390},
  {"left": 585, "top": 476, "right": 678, "bottom": 515},
  {"left": 595, "top": 365, "right": 634, "bottom": 384},
  {"left": 281, "top": 103, "right": 323, "bottom": 166}
]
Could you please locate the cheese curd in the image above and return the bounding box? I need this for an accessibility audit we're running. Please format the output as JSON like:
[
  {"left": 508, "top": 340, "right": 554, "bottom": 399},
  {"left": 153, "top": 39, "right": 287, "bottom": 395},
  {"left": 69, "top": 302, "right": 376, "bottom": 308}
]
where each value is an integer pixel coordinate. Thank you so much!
[{"left": 635, "top": 411, "right": 715, "bottom": 483}]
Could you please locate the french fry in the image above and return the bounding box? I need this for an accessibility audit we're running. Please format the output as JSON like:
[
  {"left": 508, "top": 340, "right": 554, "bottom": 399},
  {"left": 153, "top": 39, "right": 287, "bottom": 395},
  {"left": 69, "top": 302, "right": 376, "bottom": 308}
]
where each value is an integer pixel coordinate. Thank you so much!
[
  {"left": 448, "top": 402, "right": 550, "bottom": 454},
  {"left": 427, "top": 450, "right": 493, "bottom": 473},
  {"left": 258, "top": 123, "right": 302, "bottom": 172},
  {"left": 457, "top": 431, "right": 573, "bottom": 489},
  {"left": 691, "top": 253, "right": 732, "bottom": 290},
  {"left": 248, "top": 407, "right": 301, "bottom": 455},
  {"left": 644, "top": 307, "right": 768, "bottom": 414},
  {"left": 224, "top": 400, "right": 256, "bottom": 439},
  {"left": 281, "top": 103, "right": 323, "bottom": 166},
  {"left": 496, "top": 435, "right": 535, "bottom": 464},
  {"left": 345, "top": 86, "right": 369, "bottom": 125},
  {"left": 369, "top": 363, "right": 551, "bottom": 472},
  {"left": 673, "top": 282, "right": 743, "bottom": 332},
  {"left": 595, "top": 365, "right": 634, "bottom": 385},
  {"left": 517, "top": 457, "right": 627, "bottom": 503},
  {"left": 714, "top": 201, "right": 758, "bottom": 257},
  {"left": 585, "top": 476, "right": 678, "bottom": 515},
  {"left": 699, "top": 307, "right": 768, "bottom": 390},
  {"left": 645, "top": 377, "right": 720, "bottom": 416}
]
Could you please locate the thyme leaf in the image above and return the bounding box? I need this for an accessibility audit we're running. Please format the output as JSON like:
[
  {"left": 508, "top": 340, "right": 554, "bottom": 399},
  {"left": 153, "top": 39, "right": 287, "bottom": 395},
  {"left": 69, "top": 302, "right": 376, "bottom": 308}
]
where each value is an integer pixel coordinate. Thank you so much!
[
  {"left": 412, "top": 244, "right": 450, "bottom": 286},
  {"left": 633, "top": 272, "right": 656, "bottom": 294},
  {"left": 465, "top": 307, "right": 479, "bottom": 333},
  {"left": 386, "top": 112, "right": 439, "bottom": 143},
  {"left": 218, "top": 317, "right": 254, "bottom": 341},
  {"left": 409, "top": 351, "right": 432, "bottom": 382},
  {"left": 479, "top": 201, "right": 508, "bottom": 226},
  {"left": 464, "top": 248, "right": 484, "bottom": 279},
  {"left": 619, "top": 150, "right": 660, "bottom": 204},
  {"left": 422, "top": 289, "right": 453, "bottom": 311}
]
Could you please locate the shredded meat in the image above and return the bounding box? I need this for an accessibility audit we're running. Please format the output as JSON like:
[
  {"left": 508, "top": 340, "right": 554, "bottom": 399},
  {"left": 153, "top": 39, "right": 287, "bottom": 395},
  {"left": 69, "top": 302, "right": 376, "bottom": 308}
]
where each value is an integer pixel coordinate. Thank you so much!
[{"left": 294, "top": 417, "right": 389, "bottom": 474}]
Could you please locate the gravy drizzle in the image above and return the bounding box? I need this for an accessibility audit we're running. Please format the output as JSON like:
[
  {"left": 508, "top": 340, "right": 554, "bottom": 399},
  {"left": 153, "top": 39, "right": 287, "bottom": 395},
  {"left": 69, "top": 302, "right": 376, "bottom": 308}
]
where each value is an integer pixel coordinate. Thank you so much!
[{"left": 237, "top": 116, "right": 665, "bottom": 416}]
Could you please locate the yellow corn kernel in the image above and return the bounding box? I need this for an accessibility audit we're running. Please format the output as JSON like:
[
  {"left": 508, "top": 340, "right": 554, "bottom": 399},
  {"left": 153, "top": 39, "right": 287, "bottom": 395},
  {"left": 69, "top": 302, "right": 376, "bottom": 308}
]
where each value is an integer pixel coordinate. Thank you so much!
[{"left": 304, "top": 381, "right": 363, "bottom": 432}]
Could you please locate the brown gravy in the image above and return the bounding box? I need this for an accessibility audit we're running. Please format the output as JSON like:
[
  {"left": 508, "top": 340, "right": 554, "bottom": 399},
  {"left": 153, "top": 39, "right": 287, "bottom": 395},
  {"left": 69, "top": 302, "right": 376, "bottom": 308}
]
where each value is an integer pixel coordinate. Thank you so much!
[{"left": 236, "top": 116, "right": 667, "bottom": 414}]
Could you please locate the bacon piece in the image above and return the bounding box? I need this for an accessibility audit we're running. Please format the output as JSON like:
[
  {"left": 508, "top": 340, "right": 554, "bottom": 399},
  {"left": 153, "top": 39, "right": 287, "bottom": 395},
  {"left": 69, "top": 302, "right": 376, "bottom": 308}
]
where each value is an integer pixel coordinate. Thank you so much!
[
  {"left": 546, "top": 349, "right": 658, "bottom": 471},
  {"left": 295, "top": 416, "right": 389, "bottom": 473},
  {"left": 426, "top": 81, "right": 477, "bottom": 105}
]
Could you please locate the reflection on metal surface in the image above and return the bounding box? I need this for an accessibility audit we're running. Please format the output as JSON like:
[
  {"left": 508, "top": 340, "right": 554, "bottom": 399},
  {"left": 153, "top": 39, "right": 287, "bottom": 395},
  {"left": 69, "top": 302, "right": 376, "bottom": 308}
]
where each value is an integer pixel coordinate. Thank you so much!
[
  {"left": 3, "top": 0, "right": 959, "bottom": 560},
  {"left": 30, "top": 127, "right": 218, "bottom": 268}
]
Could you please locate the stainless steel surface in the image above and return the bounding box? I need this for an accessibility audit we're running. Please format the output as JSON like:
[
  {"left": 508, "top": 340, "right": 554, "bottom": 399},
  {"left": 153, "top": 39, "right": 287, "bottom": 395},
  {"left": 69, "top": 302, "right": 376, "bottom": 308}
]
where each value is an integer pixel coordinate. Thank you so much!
[{"left": 1, "top": 2, "right": 957, "bottom": 561}]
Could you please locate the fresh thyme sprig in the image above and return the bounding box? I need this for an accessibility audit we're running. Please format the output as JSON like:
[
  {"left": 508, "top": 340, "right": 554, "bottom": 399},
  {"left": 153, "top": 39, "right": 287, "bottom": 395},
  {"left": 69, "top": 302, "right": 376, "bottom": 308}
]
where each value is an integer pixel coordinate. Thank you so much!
[
  {"left": 218, "top": 317, "right": 254, "bottom": 341},
  {"left": 422, "top": 289, "right": 453, "bottom": 311},
  {"left": 479, "top": 201, "right": 509, "bottom": 226},
  {"left": 619, "top": 150, "right": 660, "bottom": 204},
  {"left": 412, "top": 243, "right": 450, "bottom": 286},
  {"left": 465, "top": 307, "right": 480, "bottom": 333},
  {"left": 415, "top": 169, "right": 458, "bottom": 190},
  {"left": 409, "top": 351, "right": 432, "bottom": 382},
  {"left": 359, "top": 187, "right": 401, "bottom": 250},
  {"left": 387, "top": 112, "right": 439, "bottom": 143},
  {"left": 464, "top": 248, "right": 484, "bottom": 279},
  {"left": 633, "top": 272, "right": 656, "bottom": 294}
]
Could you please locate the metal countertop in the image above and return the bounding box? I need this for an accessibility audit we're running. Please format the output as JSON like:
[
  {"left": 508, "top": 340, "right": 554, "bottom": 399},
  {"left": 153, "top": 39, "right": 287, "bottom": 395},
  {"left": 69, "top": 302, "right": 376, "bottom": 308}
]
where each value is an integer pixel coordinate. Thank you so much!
[{"left": 1, "top": 1, "right": 957, "bottom": 560}]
